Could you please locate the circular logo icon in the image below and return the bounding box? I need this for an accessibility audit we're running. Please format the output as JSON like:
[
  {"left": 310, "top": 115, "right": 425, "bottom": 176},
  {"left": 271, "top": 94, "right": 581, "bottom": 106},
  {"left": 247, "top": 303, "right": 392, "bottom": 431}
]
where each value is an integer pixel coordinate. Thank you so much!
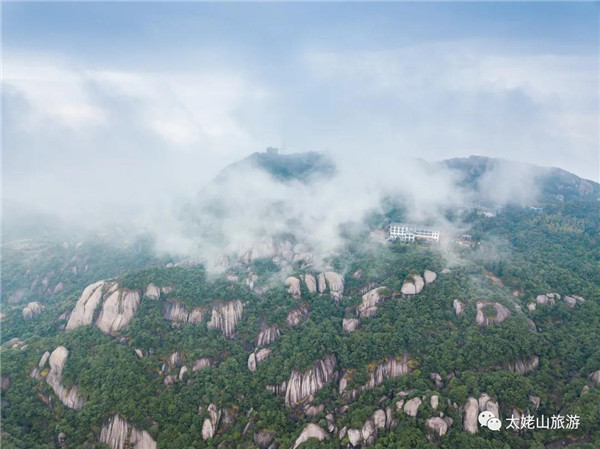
[
  {"left": 487, "top": 417, "right": 502, "bottom": 431},
  {"left": 478, "top": 411, "right": 494, "bottom": 427}
]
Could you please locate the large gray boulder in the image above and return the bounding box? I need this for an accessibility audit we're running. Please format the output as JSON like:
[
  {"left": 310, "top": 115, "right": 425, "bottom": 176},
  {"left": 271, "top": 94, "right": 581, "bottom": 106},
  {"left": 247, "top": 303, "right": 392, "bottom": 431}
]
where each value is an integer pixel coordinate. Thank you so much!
[
  {"left": 292, "top": 423, "right": 328, "bottom": 449},
  {"left": 45, "top": 346, "right": 84, "bottom": 410},
  {"left": 207, "top": 300, "right": 243, "bottom": 338},
  {"left": 22, "top": 301, "right": 44, "bottom": 320}
]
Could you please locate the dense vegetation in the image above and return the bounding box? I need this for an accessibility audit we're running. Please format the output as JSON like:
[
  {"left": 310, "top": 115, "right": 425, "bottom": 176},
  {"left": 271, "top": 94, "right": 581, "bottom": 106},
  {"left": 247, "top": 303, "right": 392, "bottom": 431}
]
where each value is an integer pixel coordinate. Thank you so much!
[{"left": 1, "top": 199, "right": 599, "bottom": 449}]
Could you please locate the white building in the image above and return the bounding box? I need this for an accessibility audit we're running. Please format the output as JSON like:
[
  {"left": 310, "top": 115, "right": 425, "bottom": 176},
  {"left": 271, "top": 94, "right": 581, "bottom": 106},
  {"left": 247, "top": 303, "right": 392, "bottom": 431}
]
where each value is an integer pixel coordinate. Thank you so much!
[{"left": 388, "top": 224, "right": 440, "bottom": 243}]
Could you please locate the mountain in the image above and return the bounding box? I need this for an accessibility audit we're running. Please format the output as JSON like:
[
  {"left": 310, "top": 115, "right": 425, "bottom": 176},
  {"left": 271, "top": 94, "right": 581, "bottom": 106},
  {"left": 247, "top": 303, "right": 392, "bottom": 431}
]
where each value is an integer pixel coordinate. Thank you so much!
[
  {"left": 1, "top": 152, "right": 599, "bottom": 449},
  {"left": 443, "top": 155, "right": 600, "bottom": 203},
  {"left": 215, "top": 149, "right": 336, "bottom": 184}
]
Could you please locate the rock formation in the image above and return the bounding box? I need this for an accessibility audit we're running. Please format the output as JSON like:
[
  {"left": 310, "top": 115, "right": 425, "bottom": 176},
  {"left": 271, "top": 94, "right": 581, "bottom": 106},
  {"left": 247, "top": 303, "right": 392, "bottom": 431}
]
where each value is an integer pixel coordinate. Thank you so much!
[
  {"left": 401, "top": 274, "right": 425, "bottom": 296},
  {"left": 22, "top": 301, "right": 44, "bottom": 320},
  {"left": 285, "top": 354, "right": 337, "bottom": 406},
  {"left": 66, "top": 280, "right": 106, "bottom": 330},
  {"left": 254, "top": 430, "right": 276, "bottom": 449},
  {"left": 162, "top": 301, "right": 205, "bottom": 324},
  {"left": 201, "top": 403, "right": 221, "bottom": 440},
  {"left": 44, "top": 346, "right": 84, "bottom": 410},
  {"left": 343, "top": 318, "right": 359, "bottom": 332},
  {"left": 463, "top": 397, "right": 479, "bottom": 434},
  {"left": 287, "top": 305, "right": 309, "bottom": 327},
  {"left": 322, "top": 272, "right": 344, "bottom": 302},
  {"left": 453, "top": 299, "right": 465, "bottom": 316},
  {"left": 361, "top": 419, "right": 376, "bottom": 446},
  {"left": 292, "top": 423, "right": 328, "bottom": 449},
  {"left": 506, "top": 356, "right": 539, "bottom": 374},
  {"left": 358, "top": 287, "right": 387, "bottom": 318},
  {"left": 464, "top": 394, "right": 499, "bottom": 434},
  {"left": 99, "top": 413, "right": 156, "bottom": 449},
  {"left": 423, "top": 270, "right": 437, "bottom": 284},
  {"left": 207, "top": 300, "right": 243, "bottom": 338},
  {"left": 144, "top": 283, "right": 160, "bottom": 300},
  {"left": 590, "top": 370, "right": 600, "bottom": 386},
  {"left": 348, "top": 428, "right": 361, "bottom": 446},
  {"left": 403, "top": 397, "right": 422, "bottom": 417},
  {"left": 257, "top": 326, "right": 281, "bottom": 346},
  {"left": 303, "top": 274, "right": 317, "bottom": 293},
  {"left": 66, "top": 280, "right": 142, "bottom": 335},
  {"left": 266, "top": 381, "right": 287, "bottom": 396},
  {"left": 341, "top": 357, "right": 410, "bottom": 399},
  {"left": 475, "top": 301, "right": 510, "bottom": 326},
  {"left": 285, "top": 277, "right": 302, "bottom": 300},
  {"left": 248, "top": 348, "right": 272, "bottom": 372},
  {"left": 426, "top": 417, "right": 453, "bottom": 437},
  {"left": 96, "top": 288, "right": 141, "bottom": 334},
  {"left": 536, "top": 293, "right": 560, "bottom": 306},
  {"left": 193, "top": 358, "right": 212, "bottom": 372}
]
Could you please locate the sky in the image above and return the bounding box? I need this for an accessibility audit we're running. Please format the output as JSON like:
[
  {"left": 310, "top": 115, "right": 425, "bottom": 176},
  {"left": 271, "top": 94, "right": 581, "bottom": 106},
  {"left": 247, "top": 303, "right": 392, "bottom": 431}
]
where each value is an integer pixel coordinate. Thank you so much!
[{"left": 2, "top": 2, "right": 599, "bottom": 223}]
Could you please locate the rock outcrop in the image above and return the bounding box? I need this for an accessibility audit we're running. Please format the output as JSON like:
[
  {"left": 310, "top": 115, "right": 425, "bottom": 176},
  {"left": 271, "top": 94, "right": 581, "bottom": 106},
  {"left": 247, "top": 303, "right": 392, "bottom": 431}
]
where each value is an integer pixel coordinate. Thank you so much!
[
  {"left": 343, "top": 318, "right": 359, "bottom": 333},
  {"left": 401, "top": 274, "right": 425, "bottom": 296},
  {"left": 144, "top": 283, "right": 160, "bottom": 300},
  {"left": 403, "top": 397, "right": 422, "bottom": 417},
  {"left": 590, "top": 370, "right": 600, "bottom": 386},
  {"left": 453, "top": 299, "right": 465, "bottom": 316},
  {"left": 426, "top": 417, "right": 453, "bottom": 437},
  {"left": 266, "top": 381, "right": 287, "bottom": 396},
  {"left": 248, "top": 348, "right": 272, "bottom": 372},
  {"left": 285, "top": 277, "right": 302, "bottom": 300},
  {"left": 163, "top": 301, "right": 205, "bottom": 324},
  {"left": 536, "top": 293, "right": 560, "bottom": 305},
  {"left": 463, "top": 397, "right": 479, "bottom": 434},
  {"left": 341, "top": 357, "right": 410, "bottom": 400},
  {"left": 475, "top": 301, "right": 510, "bottom": 326},
  {"left": 99, "top": 413, "right": 156, "bottom": 449},
  {"left": 207, "top": 300, "right": 243, "bottom": 338},
  {"left": 22, "top": 301, "right": 44, "bottom": 320},
  {"left": 423, "top": 270, "right": 437, "bottom": 284},
  {"left": 44, "top": 346, "right": 84, "bottom": 410},
  {"left": 322, "top": 272, "right": 344, "bottom": 303},
  {"left": 285, "top": 355, "right": 337, "bottom": 406},
  {"left": 96, "top": 288, "right": 141, "bottom": 334},
  {"left": 287, "top": 305, "right": 309, "bottom": 327},
  {"left": 506, "top": 356, "right": 539, "bottom": 374},
  {"left": 257, "top": 326, "right": 281, "bottom": 346},
  {"left": 254, "top": 430, "right": 276, "bottom": 449},
  {"left": 292, "top": 423, "right": 328, "bottom": 449},
  {"left": 303, "top": 274, "right": 317, "bottom": 294},
  {"left": 193, "top": 358, "right": 212, "bottom": 372},
  {"left": 66, "top": 280, "right": 141, "bottom": 335},
  {"left": 464, "top": 394, "right": 499, "bottom": 434},
  {"left": 357, "top": 287, "right": 387, "bottom": 318},
  {"left": 66, "top": 281, "right": 106, "bottom": 330},
  {"left": 201, "top": 404, "right": 221, "bottom": 440}
]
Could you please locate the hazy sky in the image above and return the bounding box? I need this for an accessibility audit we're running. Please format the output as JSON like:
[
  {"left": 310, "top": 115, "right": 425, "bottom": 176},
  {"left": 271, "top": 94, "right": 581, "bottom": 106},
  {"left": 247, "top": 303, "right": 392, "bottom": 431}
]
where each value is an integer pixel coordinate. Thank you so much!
[{"left": 3, "top": 2, "right": 599, "bottom": 219}]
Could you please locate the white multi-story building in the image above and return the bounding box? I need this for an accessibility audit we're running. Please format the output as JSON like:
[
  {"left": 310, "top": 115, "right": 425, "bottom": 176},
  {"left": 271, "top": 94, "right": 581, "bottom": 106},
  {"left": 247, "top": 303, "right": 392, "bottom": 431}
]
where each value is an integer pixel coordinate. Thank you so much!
[{"left": 388, "top": 224, "right": 440, "bottom": 243}]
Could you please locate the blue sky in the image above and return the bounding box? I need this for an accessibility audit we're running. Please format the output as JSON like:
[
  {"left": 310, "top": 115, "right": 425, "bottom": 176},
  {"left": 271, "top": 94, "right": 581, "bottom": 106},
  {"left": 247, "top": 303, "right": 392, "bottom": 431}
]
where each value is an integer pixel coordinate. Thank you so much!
[{"left": 3, "top": 2, "right": 599, "bottom": 217}]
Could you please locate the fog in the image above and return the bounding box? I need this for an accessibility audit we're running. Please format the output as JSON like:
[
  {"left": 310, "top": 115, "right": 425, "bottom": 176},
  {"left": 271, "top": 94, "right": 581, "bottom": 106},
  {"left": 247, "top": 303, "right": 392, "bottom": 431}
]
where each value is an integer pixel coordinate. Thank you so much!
[{"left": 2, "top": 3, "right": 598, "bottom": 271}]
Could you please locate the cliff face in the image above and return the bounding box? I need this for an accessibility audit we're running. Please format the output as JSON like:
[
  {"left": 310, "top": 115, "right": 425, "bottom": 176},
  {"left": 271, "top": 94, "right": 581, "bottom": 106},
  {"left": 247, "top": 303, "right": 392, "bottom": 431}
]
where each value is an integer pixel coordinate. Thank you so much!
[
  {"left": 66, "top": 280, "right": 141, "bottom": 335},
  {"left": 99, "top": 414, "right": 157, "bottom": 449},
  {"left": 257, "top": 326, "right": 281, "bottom": 347},
  {"left": 96, "top": 288, "right": 141, "bottom": 334},
  {"left": 341, "top": 357, "right": 410, "bottom": 400},
  {"left": 66, "top": 280, "right": 106, "bottom": 330},
  {"left": 464, "top": 394, "right": 499, "bottom": 434},
  {"left": 201, "top": 403, "right": 221, "bottom": 440},
  {"left": 207, "top": 300, "right": 243, "bottom": 338},
  {"left": 285, "top": 354, "right": 337, "bottom": 406},
  {"left": 44, "top": 346, "right": 84, "bottom": 410},
  {"left": 163, "top": 301, "right": 205, "bottom": 324}
]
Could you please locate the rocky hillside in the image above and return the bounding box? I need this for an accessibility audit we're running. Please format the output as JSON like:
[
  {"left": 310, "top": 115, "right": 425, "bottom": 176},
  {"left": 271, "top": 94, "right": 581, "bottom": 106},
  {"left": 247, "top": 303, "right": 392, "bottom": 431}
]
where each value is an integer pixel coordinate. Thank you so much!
[{"left": 1, "top": 155, "right": 599, "bottom": 449}]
